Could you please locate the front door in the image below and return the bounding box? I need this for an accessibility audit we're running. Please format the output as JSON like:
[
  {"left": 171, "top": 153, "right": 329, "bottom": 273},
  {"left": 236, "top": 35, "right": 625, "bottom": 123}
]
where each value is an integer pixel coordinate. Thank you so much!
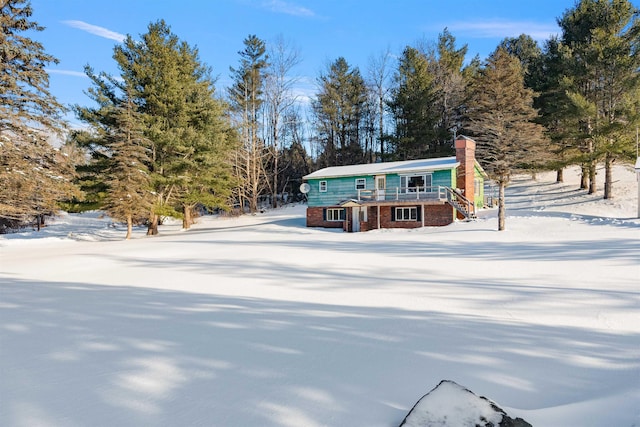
[
  {"left": 352, "top": 207, "right": 361, "bottom": 232},
  {"left": 375, "top": 175, "right": 386, "bottom": 201}
]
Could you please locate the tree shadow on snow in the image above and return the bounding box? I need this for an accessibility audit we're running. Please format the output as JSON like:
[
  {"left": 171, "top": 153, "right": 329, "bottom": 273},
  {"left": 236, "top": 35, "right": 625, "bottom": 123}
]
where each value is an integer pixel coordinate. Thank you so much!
[{"left": 1, "top": 277, "right": 638, "bottom": 427}]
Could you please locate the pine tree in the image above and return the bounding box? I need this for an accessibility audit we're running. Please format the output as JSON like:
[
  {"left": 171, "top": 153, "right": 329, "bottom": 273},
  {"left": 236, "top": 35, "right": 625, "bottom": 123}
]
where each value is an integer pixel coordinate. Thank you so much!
[
  {"left": 103, "top": 92, "right": 153, "bottom": 239},
  {"left": 388, "top": 47, "right": 438, "bottom": 160},
  {"left": 432, "top": 29, "right": 469, "bottom": 155},
  {"left": 558, "top": 0, "right": 640, "bottom": 198},
  {"left": 498, "top": 34, "right": 543, "bottom": 90},
  {"left": 0, "top": 0, "right": 80, "bottom": 229},
  {"left": 76, "top": 20, "right": 236, "bottom": 233},
  {"left": 465, "top": 48, "right": 547, "bottom": 231},
  {"left": 228, "top": 35, "right": 269, "bottom": 213},
  {"left": 535, "top": 37, "right": 582, "bottom": 183},
  {"left": 312, "top": 57, "right": 368, "bottom": 167}
]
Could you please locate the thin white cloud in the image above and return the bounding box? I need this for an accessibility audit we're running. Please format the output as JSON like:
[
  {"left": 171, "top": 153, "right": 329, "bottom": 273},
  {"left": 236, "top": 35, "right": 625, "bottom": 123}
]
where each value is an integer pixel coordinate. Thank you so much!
[
  {"left": 261, "top": 0, "right": 315, "bottom": 17},
  {"left": 62, "top": 20, "right": 126, "bottom": 42},
  {"left": 445, "top": 20, "right": 560, "bottom": 41},
  {"left": 46, "top": 69, "right": 87, "bottom": 78}
]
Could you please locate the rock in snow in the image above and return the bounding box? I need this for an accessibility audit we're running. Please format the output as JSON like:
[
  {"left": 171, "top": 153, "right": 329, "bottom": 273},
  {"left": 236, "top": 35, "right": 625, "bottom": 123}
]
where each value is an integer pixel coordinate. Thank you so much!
[{"left": 399, "top": 380, "right": 532, "bottom": 427}]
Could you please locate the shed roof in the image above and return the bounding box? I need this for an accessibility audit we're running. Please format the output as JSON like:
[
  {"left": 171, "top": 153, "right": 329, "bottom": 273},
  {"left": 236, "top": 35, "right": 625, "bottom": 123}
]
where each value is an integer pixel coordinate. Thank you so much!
[{"left": 303, "top": 157, "right": 459, "bottom": 180}]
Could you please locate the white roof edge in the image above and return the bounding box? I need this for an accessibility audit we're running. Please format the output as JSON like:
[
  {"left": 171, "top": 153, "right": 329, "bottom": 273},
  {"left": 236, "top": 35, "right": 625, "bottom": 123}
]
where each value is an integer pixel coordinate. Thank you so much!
[{"left": 303, "top": 157, "right": 459, "bottom": 180}]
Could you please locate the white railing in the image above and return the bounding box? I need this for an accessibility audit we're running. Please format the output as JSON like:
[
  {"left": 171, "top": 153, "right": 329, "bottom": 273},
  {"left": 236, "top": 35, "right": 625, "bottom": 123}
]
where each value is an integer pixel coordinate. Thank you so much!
[{"left": 356, "top": 186, "right": 447, "bottom": 202}]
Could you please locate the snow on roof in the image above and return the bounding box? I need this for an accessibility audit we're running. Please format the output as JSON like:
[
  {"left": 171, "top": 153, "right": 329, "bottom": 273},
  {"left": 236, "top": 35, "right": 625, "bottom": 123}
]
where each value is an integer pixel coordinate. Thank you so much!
[{"left": 303, "top": 157, "right": 459, "bottom": 179}]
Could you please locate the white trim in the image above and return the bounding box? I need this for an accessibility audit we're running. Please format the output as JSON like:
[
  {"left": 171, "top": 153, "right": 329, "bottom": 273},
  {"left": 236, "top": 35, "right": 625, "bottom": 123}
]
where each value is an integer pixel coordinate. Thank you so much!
[
  {"left": 395, "top": 206, "right": 418, "bottom": 221},
  {"left": 326, "top": 208, "right": 344, "bottom": 221},
  {"left": 355, "top": 178, "right": 366, "bottom": 190},
  {"left": 319, "top": 180, "right": 327, "bottom": 192},
  {"left": 304, "top": 157, "right": 459, "bottom": 180},
  {"left": 400, "top": 173, "right": 433, "bottom": 193}
]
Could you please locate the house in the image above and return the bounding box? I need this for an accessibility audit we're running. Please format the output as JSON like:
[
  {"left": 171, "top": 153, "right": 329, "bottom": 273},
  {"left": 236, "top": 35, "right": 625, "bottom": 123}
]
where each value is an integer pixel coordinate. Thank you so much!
[{"left": 302, "top": 136, "right": 487, "bottom": 232}]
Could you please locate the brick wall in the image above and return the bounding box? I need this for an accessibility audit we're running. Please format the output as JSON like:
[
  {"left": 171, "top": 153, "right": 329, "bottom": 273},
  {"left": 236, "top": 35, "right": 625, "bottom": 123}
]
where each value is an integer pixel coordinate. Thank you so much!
[
  {"left": 369, "top": 204, "right": 454, "bottom": 229},
  {"left": 306, "top": 207, "right": 344, "bottom": 229},
  {"left": 308, "top": 204, "right": 455, "bottom": 231},
  {"left": 455, "top": 137, "right": 476, "bottom": 198}
]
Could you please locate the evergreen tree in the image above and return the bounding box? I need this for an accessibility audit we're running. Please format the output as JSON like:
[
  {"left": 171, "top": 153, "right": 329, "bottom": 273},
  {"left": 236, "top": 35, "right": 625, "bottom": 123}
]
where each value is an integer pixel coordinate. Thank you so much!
[
  {"left": 0, "top": 0, "right": 80, "bottom": 228},
  {"left": 388, "top": 47, "right": 438, "bottom": 160},
  {"left": 465, "top": 48, "right": 547, "bottom": 231},
  {"left": 432, "top": 29, "right": 469, "bottom": 155},
  {"left": 76, "top": 20, "right": 236, "bottom": 233},
  {"left": 312, "top": 57, "right": 368, "bottom": 167},
  {"left": 228, "top": 34, "right": 269, "bottom": 213},
  {"left": 103, "top": 91, "right": 153, "bottom": 239},
  {"left": 535, "top": 37, "right": 582, "bottom": 183},
  {"left": 558, "top": 0, "right": 640, "bottom": 198},
  {"left": 498, "top": 34, "right": 543, "bottom": 90}
]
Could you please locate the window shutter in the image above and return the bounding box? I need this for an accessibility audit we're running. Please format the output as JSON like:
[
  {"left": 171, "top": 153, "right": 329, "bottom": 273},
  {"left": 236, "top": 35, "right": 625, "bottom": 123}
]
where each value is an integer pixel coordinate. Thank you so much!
[
  {"left": 322, "top": 208, "right": 326, "bottom": 221},
  {"left": 416, "top": 206, "right": 422, "bottom": 221},
  {"left": 391, "top": 207, "right": 396, "bottom": 221}
]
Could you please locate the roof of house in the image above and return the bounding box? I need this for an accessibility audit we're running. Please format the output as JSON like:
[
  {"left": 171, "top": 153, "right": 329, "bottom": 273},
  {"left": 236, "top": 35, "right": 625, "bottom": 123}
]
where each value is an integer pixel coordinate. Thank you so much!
[{"left": 303, "top": 157, "right": 460, "bottom": 180}]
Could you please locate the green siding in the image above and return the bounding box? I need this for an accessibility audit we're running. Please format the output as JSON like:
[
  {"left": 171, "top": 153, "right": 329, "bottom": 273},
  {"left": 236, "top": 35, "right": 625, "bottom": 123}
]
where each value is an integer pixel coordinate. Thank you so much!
[
  {"left": 307, "top": 175, "right": 375, "bottom": 206},
  {"left": 474, "top": 165, "right": 485, "bottom": 208},
  {"left": 306, "top": 169, "right": 456, "bottom": 207}
]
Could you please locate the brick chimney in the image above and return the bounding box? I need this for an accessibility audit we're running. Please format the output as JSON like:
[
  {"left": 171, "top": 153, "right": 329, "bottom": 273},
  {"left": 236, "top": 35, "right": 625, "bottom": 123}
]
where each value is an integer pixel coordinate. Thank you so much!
[{"left": 455, "top": 136, "right": 476, "bottom": 205}]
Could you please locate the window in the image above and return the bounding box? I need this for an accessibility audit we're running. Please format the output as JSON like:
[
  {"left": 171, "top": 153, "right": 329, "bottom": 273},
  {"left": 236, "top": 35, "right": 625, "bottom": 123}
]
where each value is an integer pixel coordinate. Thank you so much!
[
  {"left": 401, "top": 174, "right": 432, "bottom": 193},
  {"left": 355, "top": 178, "right": 366, "bottom": 190},
  {"left": 326, "top": 208, "right": 345, "bottom": 221},
  {"left": 395, "top": 207, "right": 418, "bottom": 221},
  {"left": 319, "top": 180, "right": 327, "bottom": 192}
]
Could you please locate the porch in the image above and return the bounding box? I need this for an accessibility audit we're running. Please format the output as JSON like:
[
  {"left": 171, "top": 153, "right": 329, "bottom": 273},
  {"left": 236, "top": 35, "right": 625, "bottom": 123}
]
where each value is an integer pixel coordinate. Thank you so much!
[{"left": 355, "top": 185, "right": 476, "bottom": 220}]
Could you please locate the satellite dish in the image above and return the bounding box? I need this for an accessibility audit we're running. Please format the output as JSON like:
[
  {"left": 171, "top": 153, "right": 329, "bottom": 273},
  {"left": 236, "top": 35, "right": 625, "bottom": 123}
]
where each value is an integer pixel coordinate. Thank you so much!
[{"left": 299, "top": 183, "right": 311, "bottom": 194}]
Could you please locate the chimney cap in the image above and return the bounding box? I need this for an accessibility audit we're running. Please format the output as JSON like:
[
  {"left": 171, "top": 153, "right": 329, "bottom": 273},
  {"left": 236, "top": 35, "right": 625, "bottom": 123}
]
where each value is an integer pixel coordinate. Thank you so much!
[
  {"left": 455, "top": 135, "right": 476, "bottom": 149},
  {"left": 455, "top": 135, "right": 475, "bottom": 142}
]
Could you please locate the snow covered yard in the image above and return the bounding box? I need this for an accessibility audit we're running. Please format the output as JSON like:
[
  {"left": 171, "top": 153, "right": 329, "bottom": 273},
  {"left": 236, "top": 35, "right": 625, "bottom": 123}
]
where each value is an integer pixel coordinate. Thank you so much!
[{"left": 1, "top": 165, "right": 639, "bottom": 427}]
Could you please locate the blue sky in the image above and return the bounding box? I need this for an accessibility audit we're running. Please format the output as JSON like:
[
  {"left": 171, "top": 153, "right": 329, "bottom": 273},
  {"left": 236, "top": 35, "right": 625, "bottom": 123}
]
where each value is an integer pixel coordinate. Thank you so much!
[{"left": 29, "top": 0, "right": 584, "bottom": 127}]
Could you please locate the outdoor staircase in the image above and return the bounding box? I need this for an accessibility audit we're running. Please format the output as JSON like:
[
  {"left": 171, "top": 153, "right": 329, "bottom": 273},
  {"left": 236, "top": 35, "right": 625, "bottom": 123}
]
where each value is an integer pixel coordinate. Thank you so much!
[{"left": 445, "top": 187, "right": 477, "bottom": 220}]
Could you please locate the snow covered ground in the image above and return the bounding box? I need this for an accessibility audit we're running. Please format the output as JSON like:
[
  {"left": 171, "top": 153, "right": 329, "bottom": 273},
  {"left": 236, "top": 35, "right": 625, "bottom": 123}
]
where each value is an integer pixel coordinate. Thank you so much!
[{"left": 1, "top": 164, "right": 639, "bottom": 427}]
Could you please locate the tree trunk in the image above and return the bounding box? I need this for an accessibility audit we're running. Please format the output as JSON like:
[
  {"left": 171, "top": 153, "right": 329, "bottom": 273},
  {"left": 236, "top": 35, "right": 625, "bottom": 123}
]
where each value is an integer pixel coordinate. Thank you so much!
[
  {"left": 273, "top": 144, "right": 279, "bottom": 209},
  {"left": 588, "top": 160, "right": 596, "bottom": 194},
  {"left": 580, "top": 164, "right": 588, "bottom": 189},
  {"left": 147, "top": 213, "right": 159, "bottom": 235},
  {"left": 556, "top": 168, "right": 564, "bottom": 183},
  {"left": 604, "top": 153, "right": 612, "bottom": 199},
  {"left": 182, "top": 205, "right": 192, "bottom": 229},
  {"left": 498, "top": 180, "right": 506, "bottom": 231},
  {"left": 126, "top": 214, "right": 132, "bottom": 240}
]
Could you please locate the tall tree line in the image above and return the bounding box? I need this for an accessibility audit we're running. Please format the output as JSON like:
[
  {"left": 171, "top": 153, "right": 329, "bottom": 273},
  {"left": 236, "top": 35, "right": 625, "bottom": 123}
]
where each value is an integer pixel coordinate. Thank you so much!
[
  {"left": 308, "top": 1, "right": 638, "bottom": 204},
  {"left": 2, "top": 0, "right": 637, "bottom": 234}
]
